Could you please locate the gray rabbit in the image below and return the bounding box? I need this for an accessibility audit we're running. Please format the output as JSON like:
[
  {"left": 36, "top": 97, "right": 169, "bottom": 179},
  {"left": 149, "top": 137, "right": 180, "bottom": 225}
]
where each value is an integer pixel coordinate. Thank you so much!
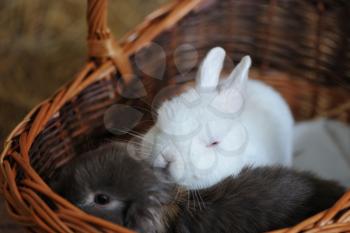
[
  {"left": 51, "top": 142, "right": 345, "bottom": 233},
  {"left": 51, "top": 142, "right": 176, "bottom": 233}
]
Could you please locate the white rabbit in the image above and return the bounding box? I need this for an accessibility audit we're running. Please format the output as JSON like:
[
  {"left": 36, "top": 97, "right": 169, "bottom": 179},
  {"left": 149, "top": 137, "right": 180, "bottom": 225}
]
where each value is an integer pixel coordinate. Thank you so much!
[{"left": 141, "top": 47, "right": 294, "bottom": 189}]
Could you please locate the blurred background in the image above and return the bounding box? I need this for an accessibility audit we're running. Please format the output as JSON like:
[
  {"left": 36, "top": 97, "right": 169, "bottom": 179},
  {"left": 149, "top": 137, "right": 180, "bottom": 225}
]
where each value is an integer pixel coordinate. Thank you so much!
[
  {"left": 0, "top": 0, "right": 167, "bottom": 231},
  {"left": 0, "top": 0, "right": 168, "bottom": 145}
]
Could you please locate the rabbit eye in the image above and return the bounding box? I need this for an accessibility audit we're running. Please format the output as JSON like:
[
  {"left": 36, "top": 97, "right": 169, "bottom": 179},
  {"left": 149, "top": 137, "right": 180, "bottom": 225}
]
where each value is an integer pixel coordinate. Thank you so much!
[
  {"left": 94, "top": 193, "right": 110, "bottom": 205},
  {"left": 207, "top": 141, "right": 219, "bottom": 147}
]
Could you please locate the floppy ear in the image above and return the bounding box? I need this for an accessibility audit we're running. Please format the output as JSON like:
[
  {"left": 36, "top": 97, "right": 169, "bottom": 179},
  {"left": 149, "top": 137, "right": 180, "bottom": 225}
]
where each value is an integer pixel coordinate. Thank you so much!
[
  {"left": 196, "top": 47, "right": 226, "bottom": 91},
  {"left": 222, "top": 55, "right": 251, "bottom": 92}
]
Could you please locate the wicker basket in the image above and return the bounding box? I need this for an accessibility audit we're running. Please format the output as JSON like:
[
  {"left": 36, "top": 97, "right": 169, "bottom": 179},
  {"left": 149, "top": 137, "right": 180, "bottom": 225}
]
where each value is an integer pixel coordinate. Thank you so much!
[{"left": 1, "top": 0, "right": 350, "bottom": 232}]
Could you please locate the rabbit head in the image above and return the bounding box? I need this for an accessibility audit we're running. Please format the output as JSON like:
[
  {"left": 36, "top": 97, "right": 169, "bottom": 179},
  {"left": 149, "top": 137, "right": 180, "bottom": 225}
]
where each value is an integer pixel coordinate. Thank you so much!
[
  {"left": 51, "top": 142, "right": 175, "bottom": 233},
  {"left": 143, "top": 47, "right": 252, "bottom": 189}
]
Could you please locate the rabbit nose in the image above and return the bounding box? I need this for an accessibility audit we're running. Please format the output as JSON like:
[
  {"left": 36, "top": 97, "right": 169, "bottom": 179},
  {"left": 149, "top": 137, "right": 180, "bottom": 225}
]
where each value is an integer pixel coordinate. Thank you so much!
[
  {"left": 154, "top": 152, "right": 174, "bottom": 168},
  {"left": 162, "top": 152, "right": 176, "bottom": 167},
  {"left": 162, "top": 152, "right": 175, "bottom": 162}
]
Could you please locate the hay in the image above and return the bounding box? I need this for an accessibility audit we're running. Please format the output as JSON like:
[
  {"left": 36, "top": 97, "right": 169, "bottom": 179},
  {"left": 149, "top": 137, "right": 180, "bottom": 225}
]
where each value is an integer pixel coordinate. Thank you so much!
[{"left": 0, "top": 0, "right": 168, "bottom": 143}]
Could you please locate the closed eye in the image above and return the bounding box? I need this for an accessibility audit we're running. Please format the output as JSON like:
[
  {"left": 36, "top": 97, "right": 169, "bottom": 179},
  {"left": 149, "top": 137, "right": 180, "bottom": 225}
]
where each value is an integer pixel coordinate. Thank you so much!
[{"left": 207, "top": 141, "right": 219, "bottom": 147}]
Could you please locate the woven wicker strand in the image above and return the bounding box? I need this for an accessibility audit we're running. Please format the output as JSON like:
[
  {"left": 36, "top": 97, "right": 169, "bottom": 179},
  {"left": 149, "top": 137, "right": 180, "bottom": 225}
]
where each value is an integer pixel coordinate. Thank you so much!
[{"left": 1, "top": 0, "right": 350, "bottom": 232}]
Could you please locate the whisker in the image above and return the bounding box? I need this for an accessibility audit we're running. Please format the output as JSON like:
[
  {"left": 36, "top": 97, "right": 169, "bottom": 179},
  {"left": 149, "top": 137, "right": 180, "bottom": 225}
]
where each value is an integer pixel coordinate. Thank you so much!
[
  {"left": 199, "top": 190, "right": 206, "bottom": 209},
  {"left": 194, "top": 190, "right": 199, "bottom": 211},
  {"left": 137, "top": 100, "right": 159, "bottom": 115},
  {"left": 192, "top": 191, "right": 196, "bottom": 210},
  {"left": 197, "top": 190, "right": 205, "bottom": 210}
]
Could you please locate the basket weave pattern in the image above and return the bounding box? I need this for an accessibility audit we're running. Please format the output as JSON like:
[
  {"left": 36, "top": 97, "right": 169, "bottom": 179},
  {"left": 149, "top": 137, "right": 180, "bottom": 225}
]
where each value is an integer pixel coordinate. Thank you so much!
[{"left": 1, "top": 0, "right": 350, "bottom": 232}]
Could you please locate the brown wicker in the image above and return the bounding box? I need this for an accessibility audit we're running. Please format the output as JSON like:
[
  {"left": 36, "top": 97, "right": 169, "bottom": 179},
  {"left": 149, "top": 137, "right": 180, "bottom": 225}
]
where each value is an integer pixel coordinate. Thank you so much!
[{"left": 1, "top": 0, "right": 350, "bottom": 232}]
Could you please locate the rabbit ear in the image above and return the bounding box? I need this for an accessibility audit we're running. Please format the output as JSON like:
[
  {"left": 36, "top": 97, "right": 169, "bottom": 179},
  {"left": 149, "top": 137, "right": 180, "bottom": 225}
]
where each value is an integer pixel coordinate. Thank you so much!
[
  {"left": 224, "top": 55, "right": 251, "bottom": 92},
  {"left": 196, "top": 47, "right": 226, "bottom": 91}
]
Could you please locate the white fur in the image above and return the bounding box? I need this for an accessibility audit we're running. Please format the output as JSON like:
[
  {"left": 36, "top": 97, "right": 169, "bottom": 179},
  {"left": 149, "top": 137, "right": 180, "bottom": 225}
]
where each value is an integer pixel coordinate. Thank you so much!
[{"left": 141, "top": 47, "right": 294, "bottom": 189}]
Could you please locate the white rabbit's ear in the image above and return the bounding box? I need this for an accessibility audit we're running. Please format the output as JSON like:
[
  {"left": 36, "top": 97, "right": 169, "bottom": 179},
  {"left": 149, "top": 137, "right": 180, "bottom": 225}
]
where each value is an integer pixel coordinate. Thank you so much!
[
  {"left": 196, "top": 47, "right": 226, "bottom": 91},
  {"left": 224, "top": 55, "right": 251, "bottom": 92}
]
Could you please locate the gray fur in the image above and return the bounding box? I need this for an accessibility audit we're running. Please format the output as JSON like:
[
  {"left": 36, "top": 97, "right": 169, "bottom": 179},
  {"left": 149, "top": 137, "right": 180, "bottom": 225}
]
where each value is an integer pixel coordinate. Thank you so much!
[
  {"left": 174, "top": 166, "right": 345, "bottom": 233},
  {"left": 51, "top": 142, "right": 345, "bottom": 233},
  {"left": 51, "top": 142, "right": 174, "bottom": 233}
]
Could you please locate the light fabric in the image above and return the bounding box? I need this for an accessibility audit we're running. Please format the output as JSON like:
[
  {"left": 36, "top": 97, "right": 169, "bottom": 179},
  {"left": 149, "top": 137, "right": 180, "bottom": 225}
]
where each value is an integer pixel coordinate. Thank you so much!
[{"left": 293, "top": 118, "right": 350, "bottom": 187}]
